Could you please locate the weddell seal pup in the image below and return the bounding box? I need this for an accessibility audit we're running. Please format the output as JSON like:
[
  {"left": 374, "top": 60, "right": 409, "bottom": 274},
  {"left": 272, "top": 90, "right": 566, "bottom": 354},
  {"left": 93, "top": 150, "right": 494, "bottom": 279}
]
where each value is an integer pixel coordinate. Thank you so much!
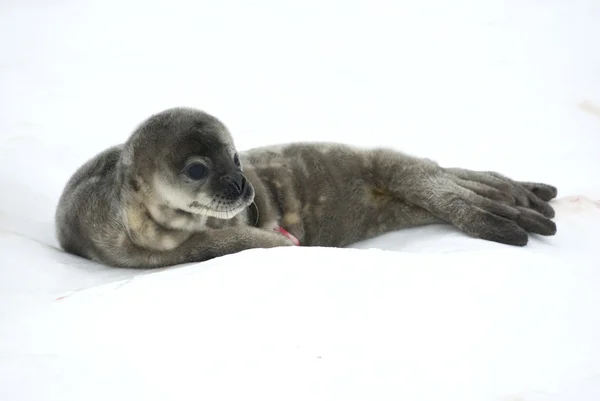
[{"left": 55, "top": 107, "right": 558, "bottom": 268}]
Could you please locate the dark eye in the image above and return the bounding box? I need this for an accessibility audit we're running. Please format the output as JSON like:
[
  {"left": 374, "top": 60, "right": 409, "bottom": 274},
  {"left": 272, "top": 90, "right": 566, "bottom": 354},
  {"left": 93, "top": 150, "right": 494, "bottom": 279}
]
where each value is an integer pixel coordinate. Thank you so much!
[
  {"left": 184, "top": 163, "right": 208, "bottom": 180},
  {"left": 233, "top": 153, "right": 240, "bottom": 166}
]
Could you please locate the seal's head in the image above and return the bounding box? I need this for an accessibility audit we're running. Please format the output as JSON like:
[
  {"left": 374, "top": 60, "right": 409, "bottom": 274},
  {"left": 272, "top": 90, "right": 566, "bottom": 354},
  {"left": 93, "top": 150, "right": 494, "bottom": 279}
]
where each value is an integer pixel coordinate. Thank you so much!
[{"left": 122, "top": 107, "right": 254, "bottom": 219}]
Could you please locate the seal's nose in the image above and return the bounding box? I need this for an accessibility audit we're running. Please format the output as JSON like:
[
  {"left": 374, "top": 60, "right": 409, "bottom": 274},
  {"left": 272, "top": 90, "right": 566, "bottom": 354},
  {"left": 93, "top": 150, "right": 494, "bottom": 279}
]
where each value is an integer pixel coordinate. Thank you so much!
[{"left": 222, "top": 173, "right": 247, "bottom": 195}]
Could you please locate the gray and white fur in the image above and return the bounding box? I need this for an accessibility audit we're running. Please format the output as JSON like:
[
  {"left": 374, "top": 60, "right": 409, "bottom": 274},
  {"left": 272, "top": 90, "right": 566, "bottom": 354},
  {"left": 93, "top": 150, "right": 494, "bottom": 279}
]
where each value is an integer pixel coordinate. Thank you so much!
[{"left": 55, "top": 107, "right": 558, "bottom": 268}]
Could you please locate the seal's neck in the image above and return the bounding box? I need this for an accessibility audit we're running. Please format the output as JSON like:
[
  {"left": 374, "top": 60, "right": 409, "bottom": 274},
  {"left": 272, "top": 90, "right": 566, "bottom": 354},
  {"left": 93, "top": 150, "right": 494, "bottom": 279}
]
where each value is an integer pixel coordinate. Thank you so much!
[{"left": 144, "top": 196, "right": 209, "bottom": 232}]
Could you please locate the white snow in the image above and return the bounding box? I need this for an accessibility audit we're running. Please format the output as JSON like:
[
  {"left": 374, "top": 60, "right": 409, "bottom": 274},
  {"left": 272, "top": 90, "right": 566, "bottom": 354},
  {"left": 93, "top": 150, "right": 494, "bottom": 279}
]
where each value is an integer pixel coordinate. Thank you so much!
[{"left": 1, "top": 0, "right": 600, "bottom": 400}]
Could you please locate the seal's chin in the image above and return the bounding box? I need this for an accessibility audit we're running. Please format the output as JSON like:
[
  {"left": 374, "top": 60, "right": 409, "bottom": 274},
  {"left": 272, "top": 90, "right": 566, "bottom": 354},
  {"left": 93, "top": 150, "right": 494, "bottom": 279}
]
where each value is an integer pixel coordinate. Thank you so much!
[
  {"left": 186, "top": 196, "right": 254, "bottom": 220},
  {"left": 201, "top": 202, "right": 250, "bottom": 219}
]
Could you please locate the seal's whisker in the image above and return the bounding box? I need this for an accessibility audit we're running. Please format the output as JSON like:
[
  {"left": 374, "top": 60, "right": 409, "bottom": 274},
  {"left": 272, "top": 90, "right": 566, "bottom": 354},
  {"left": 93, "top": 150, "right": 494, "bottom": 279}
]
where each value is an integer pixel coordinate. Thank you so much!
[{"left": 251, "top": 202, "right": 260, "bottom": 227}]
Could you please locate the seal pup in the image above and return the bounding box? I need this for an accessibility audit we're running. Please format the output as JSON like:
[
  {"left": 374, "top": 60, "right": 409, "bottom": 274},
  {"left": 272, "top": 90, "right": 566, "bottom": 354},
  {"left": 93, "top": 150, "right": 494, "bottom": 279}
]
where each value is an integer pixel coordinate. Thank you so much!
[{"left": 55, "top": 107, "right": 558, "bottom": 268}]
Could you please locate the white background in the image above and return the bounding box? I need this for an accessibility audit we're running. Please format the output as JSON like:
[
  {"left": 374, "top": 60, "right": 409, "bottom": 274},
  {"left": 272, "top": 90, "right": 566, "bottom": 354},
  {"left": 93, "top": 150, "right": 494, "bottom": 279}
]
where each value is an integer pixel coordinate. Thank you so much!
[{"left": 1, "top": 1, "right": 599, "bottom": 400}]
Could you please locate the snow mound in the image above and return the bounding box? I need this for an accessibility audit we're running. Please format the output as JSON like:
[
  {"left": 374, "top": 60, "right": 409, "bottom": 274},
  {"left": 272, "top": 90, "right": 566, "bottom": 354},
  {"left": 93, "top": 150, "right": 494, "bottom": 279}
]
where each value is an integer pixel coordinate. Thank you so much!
[{"left": 1, "top": 198, "right": 600, "bottom": 401}]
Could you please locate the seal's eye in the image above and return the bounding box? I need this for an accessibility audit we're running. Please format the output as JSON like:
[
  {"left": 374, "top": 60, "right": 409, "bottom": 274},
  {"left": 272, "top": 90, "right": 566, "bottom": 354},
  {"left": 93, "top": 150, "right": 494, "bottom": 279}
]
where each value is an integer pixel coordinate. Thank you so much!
[
  {"left": 233, "top": 153, "right": 240, "bottom": 167},
  {"left": 184, "top": 163, "right": 208, "bottom": 180}
]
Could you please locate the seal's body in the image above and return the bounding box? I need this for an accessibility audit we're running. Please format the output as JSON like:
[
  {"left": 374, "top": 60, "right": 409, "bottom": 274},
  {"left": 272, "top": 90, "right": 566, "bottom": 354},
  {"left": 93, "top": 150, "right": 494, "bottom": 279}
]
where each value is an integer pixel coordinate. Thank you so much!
[{"left": 56, "top": 107, "right": 558, "bottom": 268}]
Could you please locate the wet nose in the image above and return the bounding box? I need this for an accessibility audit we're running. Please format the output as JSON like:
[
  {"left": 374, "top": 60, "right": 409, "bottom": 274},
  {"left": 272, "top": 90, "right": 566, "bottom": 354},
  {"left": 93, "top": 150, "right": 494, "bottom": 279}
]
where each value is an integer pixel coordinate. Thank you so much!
[{"left": 222, "top": 173, "right": 247, "bottom": 194}]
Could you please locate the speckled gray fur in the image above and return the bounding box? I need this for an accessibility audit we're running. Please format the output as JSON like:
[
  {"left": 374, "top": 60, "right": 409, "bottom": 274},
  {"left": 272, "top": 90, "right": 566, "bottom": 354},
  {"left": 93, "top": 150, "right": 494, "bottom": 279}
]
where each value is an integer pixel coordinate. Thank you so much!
[{"left": 55, "top": 107, "right": 558, "bottom": 268}]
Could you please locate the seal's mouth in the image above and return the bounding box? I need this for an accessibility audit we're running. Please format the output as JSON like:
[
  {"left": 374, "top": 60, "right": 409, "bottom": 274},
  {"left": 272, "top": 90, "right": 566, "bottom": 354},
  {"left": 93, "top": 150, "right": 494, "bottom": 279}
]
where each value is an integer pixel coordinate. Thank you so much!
[
  {"left": 187, "top": 196, "right": 253, "bottom": 220},
  {"left": 205, "top": 205, "right": 248, "bottom": 219},
  {"left": 185, "top": 176, "right": 255, "bottom": 220}
]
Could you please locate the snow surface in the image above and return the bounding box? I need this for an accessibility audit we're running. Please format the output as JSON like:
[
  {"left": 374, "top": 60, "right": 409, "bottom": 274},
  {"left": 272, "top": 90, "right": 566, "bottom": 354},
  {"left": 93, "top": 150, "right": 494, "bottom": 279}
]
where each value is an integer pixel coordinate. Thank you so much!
[{"left": 1, "top": 0, "right": 600, "bottom": 400}]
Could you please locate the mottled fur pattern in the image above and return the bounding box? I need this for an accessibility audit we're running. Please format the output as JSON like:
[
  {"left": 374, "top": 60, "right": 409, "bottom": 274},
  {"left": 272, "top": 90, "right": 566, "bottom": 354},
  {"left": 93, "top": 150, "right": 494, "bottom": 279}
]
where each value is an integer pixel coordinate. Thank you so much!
[{"left": 55, "top": 107, "right": 558, "bottom": 268}]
